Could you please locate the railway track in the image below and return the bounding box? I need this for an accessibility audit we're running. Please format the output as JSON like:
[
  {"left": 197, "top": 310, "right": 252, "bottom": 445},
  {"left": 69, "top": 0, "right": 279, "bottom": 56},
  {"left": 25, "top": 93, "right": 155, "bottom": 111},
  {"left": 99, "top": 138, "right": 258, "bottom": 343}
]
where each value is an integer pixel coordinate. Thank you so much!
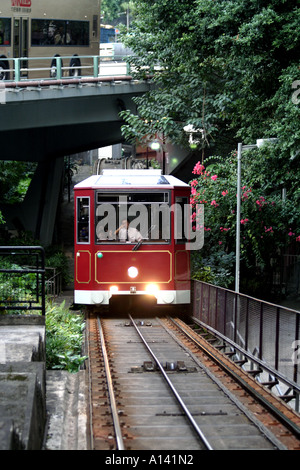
[{"left": 86, "top": 311, "right": 300, "bottom": 451}]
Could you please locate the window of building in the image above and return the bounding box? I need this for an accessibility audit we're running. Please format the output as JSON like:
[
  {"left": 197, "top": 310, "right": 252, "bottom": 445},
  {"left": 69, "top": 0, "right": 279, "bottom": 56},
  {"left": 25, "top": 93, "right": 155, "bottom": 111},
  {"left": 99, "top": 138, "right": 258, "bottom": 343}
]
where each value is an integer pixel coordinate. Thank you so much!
[
  {"left": 31, "top": 19, "right": 89, "bottom": 46},
  {"left": 0, "top": 18, "right": 11, "bottom": 46}
]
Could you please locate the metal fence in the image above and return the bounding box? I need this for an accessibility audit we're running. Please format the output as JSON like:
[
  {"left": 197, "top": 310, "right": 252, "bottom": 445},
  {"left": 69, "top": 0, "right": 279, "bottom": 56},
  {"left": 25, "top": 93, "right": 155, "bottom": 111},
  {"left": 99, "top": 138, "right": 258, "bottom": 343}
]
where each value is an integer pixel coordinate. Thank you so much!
[
  {"left": 3, "top": 54, "right": 131, "bottom": 83},
  {"left": 0, "top": 246, "right": 46, "bottom": 316},
  {"left": 192, "top": 280, "right": 300, "bottom": 410}
]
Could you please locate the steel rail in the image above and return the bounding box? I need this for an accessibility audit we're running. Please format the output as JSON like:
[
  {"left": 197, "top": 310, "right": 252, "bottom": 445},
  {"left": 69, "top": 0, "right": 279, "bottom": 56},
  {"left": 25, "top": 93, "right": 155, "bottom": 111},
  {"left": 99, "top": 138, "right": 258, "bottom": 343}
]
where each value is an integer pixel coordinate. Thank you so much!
[
  {"left": 97, "top": 317, "right": 125, "bottom": 450},
  {"left": 128, "top": 314, "right": 213, "bottom": 450}
]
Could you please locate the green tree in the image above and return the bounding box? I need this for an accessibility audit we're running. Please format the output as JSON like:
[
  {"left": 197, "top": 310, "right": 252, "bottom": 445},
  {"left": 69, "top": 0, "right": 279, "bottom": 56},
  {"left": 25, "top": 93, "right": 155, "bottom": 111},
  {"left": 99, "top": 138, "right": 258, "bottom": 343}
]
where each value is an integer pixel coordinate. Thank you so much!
[
  {"left": 101, "top": 0, "right": 137, "bottom": 24},
  {"left": 121, "top": 0, "right": 299, "bottom": 161},
  {"left": 0, "top": 161, "right": 37, "bottom": 230},
  {"left": 0, "top": 161, "right": 36, "bottom": 205}
]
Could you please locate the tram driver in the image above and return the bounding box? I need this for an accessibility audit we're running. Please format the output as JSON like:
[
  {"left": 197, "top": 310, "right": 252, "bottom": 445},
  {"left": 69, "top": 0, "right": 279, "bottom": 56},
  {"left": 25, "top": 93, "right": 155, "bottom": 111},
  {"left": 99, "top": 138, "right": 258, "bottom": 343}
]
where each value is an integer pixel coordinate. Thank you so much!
[{"left": 115, "top": 219, "right": 142, "bottom": 243}]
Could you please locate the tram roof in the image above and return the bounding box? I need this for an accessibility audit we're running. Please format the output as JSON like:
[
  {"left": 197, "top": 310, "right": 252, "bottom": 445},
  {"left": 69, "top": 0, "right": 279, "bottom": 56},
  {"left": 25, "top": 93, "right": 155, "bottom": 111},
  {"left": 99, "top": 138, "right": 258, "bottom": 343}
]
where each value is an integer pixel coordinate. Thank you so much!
[{"left": 74, "top": 170, "right": 190, "bottom": 189}]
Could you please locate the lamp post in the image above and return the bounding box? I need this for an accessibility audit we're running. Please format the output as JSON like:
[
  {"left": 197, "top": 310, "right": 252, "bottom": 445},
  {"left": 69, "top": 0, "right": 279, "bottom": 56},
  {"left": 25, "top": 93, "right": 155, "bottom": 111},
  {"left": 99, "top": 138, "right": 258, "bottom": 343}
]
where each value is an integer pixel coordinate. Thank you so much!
[
  {"left": 235, "top": 139, "right": 277, "bottom": 293},
  {"left": 235, "top": 143, "right": 257, "bottom": 293}
]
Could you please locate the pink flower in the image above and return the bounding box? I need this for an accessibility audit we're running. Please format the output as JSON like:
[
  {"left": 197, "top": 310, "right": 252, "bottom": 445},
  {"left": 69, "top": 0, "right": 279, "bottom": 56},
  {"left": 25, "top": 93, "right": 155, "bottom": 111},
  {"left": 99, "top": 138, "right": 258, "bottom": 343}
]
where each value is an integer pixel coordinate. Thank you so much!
[
  {"left": 211, "top": 174, "right": 218, "bottom": 181},
  {"left": 256, "top": 196, "right": 267, "bottom": 208},
  {"left": 296, "top": 236, "right": 300, "bottom": 242},
  {"left": 192, "top": 162, "right": 205, "bottom": 175},
  {"left": 241, "top": 187, "right": 252, "bottom": 200},
  {"left": 288, "top": 231, "right": 295, "bottom": 237},
  {"left": 264, "top": 226, "right": 274, "bottom": 233},
  {"left": 222, "top": 190, "right": 228, "bottom": 196},
  {"left": 240, "top": 218, "right": 249, "bottom": 224},
  {"left": 190, "top": 179, "right": 198, "bottom": 187},
  {"left": 211, "top": 200, "right": 219, "bottom": 207},
  {"left": 218, "top": 241, "right": 222, "bottom": 245}
]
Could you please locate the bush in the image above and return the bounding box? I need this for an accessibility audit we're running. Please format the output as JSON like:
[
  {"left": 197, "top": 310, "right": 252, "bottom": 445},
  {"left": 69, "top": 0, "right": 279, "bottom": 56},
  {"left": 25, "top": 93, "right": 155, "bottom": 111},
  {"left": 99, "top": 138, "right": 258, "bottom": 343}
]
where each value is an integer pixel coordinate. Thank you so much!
[{"left": 45, "top": 300, "right": 87, "bottom": 372}]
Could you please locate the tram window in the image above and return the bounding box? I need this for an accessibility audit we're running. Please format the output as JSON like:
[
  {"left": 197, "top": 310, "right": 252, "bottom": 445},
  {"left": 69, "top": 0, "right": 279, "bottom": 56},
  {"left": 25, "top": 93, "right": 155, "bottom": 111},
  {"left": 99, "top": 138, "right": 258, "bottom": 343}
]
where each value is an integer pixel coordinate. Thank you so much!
[
  {"left": 77, "top": 197, "right": 90, "bottom": 244},
  {"left": 95, "top": 192, "right": 171, "bottom": 244},
  {"left": 0, "top": 18, "right": 11, "bottom": 46},
  {"left": 31, "top": 19, "right": 89, "bottom": 46}
]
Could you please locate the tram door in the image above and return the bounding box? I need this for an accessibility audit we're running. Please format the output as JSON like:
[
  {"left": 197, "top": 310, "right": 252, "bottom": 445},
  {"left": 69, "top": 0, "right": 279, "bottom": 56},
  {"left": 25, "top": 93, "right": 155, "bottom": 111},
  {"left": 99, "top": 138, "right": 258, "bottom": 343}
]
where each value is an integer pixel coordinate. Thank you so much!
[{"left": 13, "top": 17, "right": 28, "bottom": 77}]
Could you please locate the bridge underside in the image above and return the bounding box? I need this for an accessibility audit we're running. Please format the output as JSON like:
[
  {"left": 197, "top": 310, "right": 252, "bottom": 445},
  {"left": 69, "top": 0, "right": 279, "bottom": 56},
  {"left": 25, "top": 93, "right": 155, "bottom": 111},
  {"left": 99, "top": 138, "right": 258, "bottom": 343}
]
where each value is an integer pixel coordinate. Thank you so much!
[
  {"left": 1, "top": 81, "right": 149, "bottom": 162},
  {"left": 2, "top": 121, "right": 125, "bottom": 162}
]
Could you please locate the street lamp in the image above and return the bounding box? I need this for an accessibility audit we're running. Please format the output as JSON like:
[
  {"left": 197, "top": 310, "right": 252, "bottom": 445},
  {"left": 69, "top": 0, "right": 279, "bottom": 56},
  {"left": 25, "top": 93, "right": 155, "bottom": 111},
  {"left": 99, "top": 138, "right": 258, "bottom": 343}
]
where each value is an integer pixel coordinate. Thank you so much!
[
  {"left": 150, "top": 138, "right": 166, "bottom": 173},
  {"left": 235, "top": 139, "right": 277, "bottom": 293}
]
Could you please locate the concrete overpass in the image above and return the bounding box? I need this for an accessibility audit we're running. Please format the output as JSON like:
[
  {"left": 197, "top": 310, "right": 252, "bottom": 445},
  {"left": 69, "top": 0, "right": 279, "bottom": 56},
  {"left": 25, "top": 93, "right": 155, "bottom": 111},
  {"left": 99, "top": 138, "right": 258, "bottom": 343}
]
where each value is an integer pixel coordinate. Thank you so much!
[{"left": 1, "top": 76, "right": 152, "bottom": 162}]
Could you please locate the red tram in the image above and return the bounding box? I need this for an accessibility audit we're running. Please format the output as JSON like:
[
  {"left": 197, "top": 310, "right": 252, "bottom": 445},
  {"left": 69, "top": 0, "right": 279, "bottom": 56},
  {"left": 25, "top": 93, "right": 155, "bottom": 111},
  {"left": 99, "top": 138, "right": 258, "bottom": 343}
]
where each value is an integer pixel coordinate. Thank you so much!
[{"left": 74, "top": 170, "right": 191, "bottom": 308}]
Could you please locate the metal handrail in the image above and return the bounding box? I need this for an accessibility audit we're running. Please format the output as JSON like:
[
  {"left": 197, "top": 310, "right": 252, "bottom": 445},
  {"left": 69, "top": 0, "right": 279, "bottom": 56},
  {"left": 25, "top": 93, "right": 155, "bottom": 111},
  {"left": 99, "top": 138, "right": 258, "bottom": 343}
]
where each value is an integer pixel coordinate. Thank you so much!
[
  {"left": 192, "top": 279, "right": 300, "bottom": 411},
  {"left": 2, "top": 54, "right": 133, "bottom": 83},
  {"left": 0, "top": 246, "right": 45, "bottom": 315}
]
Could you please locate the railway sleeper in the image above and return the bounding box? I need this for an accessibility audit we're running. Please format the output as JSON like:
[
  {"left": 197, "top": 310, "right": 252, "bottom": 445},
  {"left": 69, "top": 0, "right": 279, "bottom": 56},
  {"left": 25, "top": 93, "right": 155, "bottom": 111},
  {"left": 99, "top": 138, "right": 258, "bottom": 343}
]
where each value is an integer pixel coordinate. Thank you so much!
[{"left": 130, "top": 360, "right": 197, "bottom": 373}]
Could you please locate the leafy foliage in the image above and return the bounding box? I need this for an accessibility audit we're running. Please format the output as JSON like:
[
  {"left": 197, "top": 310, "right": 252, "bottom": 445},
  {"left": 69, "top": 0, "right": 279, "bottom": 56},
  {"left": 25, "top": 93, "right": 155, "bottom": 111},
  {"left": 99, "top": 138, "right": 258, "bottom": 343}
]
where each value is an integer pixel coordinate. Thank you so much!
[
  {"left": 0, "top": 259, "right": 40, "bottom": 314},
  {"left": 0, "top": 161, "right": 37, "bottom": 226},
  {"left": 0, "top": 161, "right": 36, "bottom": 204},
  {"left": 101, "top": 0, "right": 137, "bottom": 23},
  {"left": 121, "top": 0, "right": 299, "bottom": 160},
  {"left": 45, "top": 300, "right": 87, "bottom": 372}
]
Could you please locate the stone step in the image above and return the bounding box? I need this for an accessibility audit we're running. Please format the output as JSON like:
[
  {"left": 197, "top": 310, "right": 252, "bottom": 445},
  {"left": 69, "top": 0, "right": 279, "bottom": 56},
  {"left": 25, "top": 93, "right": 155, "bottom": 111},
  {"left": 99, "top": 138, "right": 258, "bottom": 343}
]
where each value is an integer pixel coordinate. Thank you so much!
[{"left": 45, "top": 370, "right": 88, "bottom": 450}]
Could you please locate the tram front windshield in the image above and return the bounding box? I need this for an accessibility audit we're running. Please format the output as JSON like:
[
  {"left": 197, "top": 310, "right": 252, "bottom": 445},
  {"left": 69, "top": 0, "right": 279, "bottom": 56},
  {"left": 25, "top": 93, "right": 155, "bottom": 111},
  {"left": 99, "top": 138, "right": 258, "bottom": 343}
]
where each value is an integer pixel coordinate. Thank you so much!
[{"left": 95, "top": 192, "right": 171, "bottom": 244}]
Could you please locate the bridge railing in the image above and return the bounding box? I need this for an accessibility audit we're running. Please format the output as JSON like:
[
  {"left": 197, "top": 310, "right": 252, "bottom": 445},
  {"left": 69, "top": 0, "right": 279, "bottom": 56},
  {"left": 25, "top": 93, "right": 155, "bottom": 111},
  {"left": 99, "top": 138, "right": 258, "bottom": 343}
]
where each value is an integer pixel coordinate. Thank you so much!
[
  {"left": 1, "top": 55, "right": 132, "bottom": 83},
  {"left": 192, "top": 280, "right": 300, "bottom": 410}
]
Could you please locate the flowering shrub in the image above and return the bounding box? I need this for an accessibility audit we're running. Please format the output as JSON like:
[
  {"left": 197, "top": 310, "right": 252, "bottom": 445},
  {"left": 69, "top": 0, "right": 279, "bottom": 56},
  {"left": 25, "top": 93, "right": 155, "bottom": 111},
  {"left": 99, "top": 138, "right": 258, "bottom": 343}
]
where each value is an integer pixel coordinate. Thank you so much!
[{"left": 190, "top": 148, "right": 300, "bottom": 295}]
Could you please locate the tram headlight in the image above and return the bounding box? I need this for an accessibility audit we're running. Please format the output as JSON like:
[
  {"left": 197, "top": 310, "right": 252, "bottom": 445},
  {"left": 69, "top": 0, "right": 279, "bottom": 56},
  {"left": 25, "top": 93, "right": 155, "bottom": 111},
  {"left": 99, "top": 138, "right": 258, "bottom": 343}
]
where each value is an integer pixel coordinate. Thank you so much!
[
  {"left": 146, "top": 284, "right": 159, "bottom": 295},
  {"left": 109, "top": 285, "right": 119, "bottom": 294},
  {"left": 128, "top": 266, "right": 138, "bottom": 278}
]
